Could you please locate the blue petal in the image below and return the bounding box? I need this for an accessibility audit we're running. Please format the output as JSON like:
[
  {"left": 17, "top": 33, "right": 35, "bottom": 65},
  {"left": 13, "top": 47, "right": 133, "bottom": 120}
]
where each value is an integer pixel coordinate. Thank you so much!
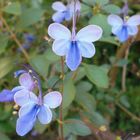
[
  {"left": 52, "top": 2, "right": 66, "bottom": 12},
  {"left": 14, "top": 70, "right": 26, "bottom": 78},
  {"left": 66, "top": 41, "right": 82, "bottom": 71},
  {"left": 52, "top": 40, "right": 70, "bottom": 56},
  {"left": 115, "top": 26, "right": 129, "bottom": 42},
  {"left": 78, "top": 41, "right": 95, "bottom": 58},
  {"left": 43, "top": 91, "right": 62, "bottom": 109},
  {"left": 76, "top": 25, "right": 103, "bottom": 42},
  {"left": 52, "top": 12, "right": 65, "bottom": 23},
  {"left": 48, "top": 23, "right": 71, "bottom": 40},
  {"left": 14, "top": 89, "right": 38, "bottom": 106},
  {"left": 37, "top": 105, "right": 52, "bottom": 124},
  {"left": 16, "top": 105, "right": 39, "bottom": 136},
  {"left": 19, "top": 102, "right": 36, "bottom": 117},
  {"left": 64, "top": 10, "right": 72, "bottom": 21},
  {"left": 127, "top": 15, "right": 140, "bottom": 26},
  {"left": 0, "top": 89, "right": 14, "bottom": 102},
  {"left": 127, "top": 26, "right": 138, "bottom": 35},
  {"left": 107, "top": 14, "right": 123, "bottom": 27},
  {"left": 19, "top": 73, "right": 35, "bottom": 91}
]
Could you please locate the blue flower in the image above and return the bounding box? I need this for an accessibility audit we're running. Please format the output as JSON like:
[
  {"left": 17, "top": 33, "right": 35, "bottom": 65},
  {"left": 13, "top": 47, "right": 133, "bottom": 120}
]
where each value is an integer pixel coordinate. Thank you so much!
[
  {"left": 52, "top": 1, "right": 72, "bottom": 23},
  {"left": 13, "top": 72, "right": 36, "bottom": 92},
  {"left": 108, "top": 14, "right": 140, "bottom": 42},
  {"left": 0, "top": 89, "right": 18, "bottom": 102},
  {"left": 24, "top": 33, "right": 35, "bottom": 43},
  {"left": 14, "top": 90, "right": 62, "bottom": 136},
  {"left": 0, "top": 72, "right": 35, "bottom": 102},
  {"left": 52, "top": 1, "right": 81, "bottom": 23},
  {"left": 14, "top": 70, "right": 26, "bottom": 78},
  {"left": 48, "top": 23, "right": 102, "bottom": 71}
]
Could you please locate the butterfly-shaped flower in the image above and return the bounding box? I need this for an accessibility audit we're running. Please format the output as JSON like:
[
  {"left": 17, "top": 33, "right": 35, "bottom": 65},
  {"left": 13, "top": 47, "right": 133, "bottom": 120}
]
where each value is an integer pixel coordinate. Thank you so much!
[
  {"left": 52, "top": 1, "right": 72, "bottom": 23},
  {"left": 12, "top": 72, "right": 36, "bottom": 93},
  {"left": 14, "top": 90, "right": 62, "bottom": 136},
  {"left": 108, "top": 14, "right": 140, "bottom": 42},
  {"left": 0, "top": 72, "right": 35, "bottom": 102},
  {"left": 48, "top": 23, "right": 103, "bottom": 71}
]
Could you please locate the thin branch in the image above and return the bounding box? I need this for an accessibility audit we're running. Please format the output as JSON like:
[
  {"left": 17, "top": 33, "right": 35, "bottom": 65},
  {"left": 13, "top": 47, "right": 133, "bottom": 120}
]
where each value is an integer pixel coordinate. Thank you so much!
[
  {"left": 59, "top": 57, "right": 65, "bottom": 140},
  {"left": 121, "top": 45, "right": 130, "bottom": 92},
  {"left": 116, "top": 102, "right": 140, "bottom": 122},
  {"left": 0, "top": 15, "right": 30, "bottom": 62}
]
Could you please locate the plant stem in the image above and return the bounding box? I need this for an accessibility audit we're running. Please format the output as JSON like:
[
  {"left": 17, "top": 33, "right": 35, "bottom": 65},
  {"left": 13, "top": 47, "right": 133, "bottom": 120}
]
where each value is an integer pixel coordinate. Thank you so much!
[
  {"left": 0, "top": 15, "right": 30, "bottom": 62},
  {"left": 59, "top": 57, "right": 64, "bottom": 140},
  {"left": 116, "top": 102, "right": 140, "bottom": 122},
  {"left": 121, "top": 46, "right": 130, "bottom": 92}
]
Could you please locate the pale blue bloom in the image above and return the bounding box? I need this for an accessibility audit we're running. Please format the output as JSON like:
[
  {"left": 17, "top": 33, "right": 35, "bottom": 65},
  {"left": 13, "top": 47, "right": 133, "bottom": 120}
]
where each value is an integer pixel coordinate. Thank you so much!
[
  {"left": 48, "top": 23, "right": 102, "bottom": 71},
  {"left": 52, "top": 1, "right": 72, "bottom": 23},
  {"left": 12, "top": 72, "right": 36, "bottom": 92},
  {"left": 0, "top": 72, "right": 34, "bottom": 102},
  {"left": 14, "top": 91, "right": 62, "bottom": 136},
  {"left": 52, "top": 1, "right": 81, "bottom": 23},
  {"left": 108, "top": 14, "right": 140, "bottom": 42}
]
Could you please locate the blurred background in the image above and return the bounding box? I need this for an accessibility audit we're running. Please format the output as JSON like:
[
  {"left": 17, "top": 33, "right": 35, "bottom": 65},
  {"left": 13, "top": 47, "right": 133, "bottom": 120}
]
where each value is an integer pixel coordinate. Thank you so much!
[{"left": 0, "top": 0, "right": 140, "bottom": 140}]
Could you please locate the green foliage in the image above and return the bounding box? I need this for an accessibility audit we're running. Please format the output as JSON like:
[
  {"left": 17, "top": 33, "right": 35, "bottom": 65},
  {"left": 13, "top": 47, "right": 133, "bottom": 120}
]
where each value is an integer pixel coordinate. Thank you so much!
[
  {"left": 64, "top": 119, "right": 91, "bottom": 137},
  {"left": 0, "top": 0, "right": 140, "bottom": 139},
  {"left": 3, "top": 2, "right": 21, "bottom": 15},
  {"left": 84, "top": 64, "right": 109, "bottom": 88}
]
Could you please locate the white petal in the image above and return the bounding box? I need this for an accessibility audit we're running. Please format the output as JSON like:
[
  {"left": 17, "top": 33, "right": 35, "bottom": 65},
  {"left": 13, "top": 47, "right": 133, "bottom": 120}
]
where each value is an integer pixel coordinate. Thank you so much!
[
  {"left": 127, "top": 15, "right": 140, "bottom": 26},
  {"left": 43, "top": 91, "right": 62, "bottom": 109},
  {"left": 14, "top": 89, "right": 38, "bottom": 106},
  {"left": 127, "top": 26, "right": 138, "bottom": 35},
  {"left": 19, "top": 73, "right": 34, "bottom": 91},
  {"left": 52, "top": 39, "right": 70, "bottom": 56},
  {"left": 112, "top": 25, "right": 122, "bottom": 35},
  {"left": 78, "top": 41, "right": 96, "bottom": 58},
  {"left": 108, "top": 14, "right": 123, "bottom": 26},
  {"left": 48, "top": 23, "right": 71, "bottom": 40},
  {"left": 19, "top": 102, "right": 36, "bottom": 117},
  {"left": 37, "top": 105, "right": 52, "bottom": 124},
  {"left": 76, "top": 25, "right": 103, "bottom": 42},
  {"left": 52, "top": 2, "right": 66, "bottom": 12},
  {"left": 52, "top": 12, "right": 65, "bottom": 23}
]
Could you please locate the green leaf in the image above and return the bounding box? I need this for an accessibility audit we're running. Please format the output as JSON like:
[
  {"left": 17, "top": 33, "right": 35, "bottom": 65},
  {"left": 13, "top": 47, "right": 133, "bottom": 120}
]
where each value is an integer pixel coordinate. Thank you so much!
[
  {"left": 82, "top": 0, "right": 95, "bottom": 5},
  {"left": 100, "top": 36, "right": 120, "bottom": 46},
  {"left": 89, "top": 14, "right": 111, "bottom": 37},
  {"left": 120, "top": 96, "right": 130, "bottom": 108},
  {"left": 0, "top": 57, "right": 13, "bottom": 79},
  {"left": 83, "top": 112, "right": 108, "bottom": 126},
  {"left": 64, "top": 119, "right": 91, "bottom": 136},
  {"left": 76, "top": 81, "right": 93, "bottom": 93},
  {"left": 90, "top": 112, "right": 108, "bottom": 125},
  {"left": 94, "top": 0, "right": 109, "bottom": 6},
  {"left": 44, "top": 48, "right": 60, "bottom": 62},
  {"left": 81, "top": 3, "right": 92, "bottom": 16},
  {"left": 17, "top": 8, "right": 44, "bottom": 28},
  {"left": 103, "top": 4, "right": 121, "bottom": 14},
  {"left": 0, "top": 34, "right": 9, "bottom": 54},
  {"left": 84, "top": 64, "right": 109, "bottom": 88},
  {"left": 30, "top": 55, "right": 50, "bottom": 77},
  {"left": 3, "top": 2, "right": 21, "bottom": 15},
  {"left": 0, "top": 132, "right": 10, "bottom": 140},
  {"left": 63, "top": 79, "right": 76, "bottom": 109},
  {"left": 116, "top": 59, "right": 129, "bottom": 67},
  {"left": 75, "top": 92, "right": 96, "bottom": 112}
]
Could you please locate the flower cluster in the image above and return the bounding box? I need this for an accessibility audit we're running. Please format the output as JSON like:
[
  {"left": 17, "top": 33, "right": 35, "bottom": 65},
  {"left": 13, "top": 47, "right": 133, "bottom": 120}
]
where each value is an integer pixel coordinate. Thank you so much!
[{"left": 0, "top": 70, "right": 62, "bottom": 136}]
